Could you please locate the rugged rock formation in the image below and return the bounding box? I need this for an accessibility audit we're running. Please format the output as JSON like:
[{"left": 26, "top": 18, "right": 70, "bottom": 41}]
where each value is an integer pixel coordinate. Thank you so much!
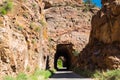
[
  {"left": 0, "top": 0, "right": 94, "bottom": 77},
  {"left": 0, "top": 0, "right": 102, "bottom": 78},
  {"left": 43, "top": 0, "right": 83, "bottom": 9},
  {"left": 44, "top": 1, "right": 98, "bottom": 68},
  {"left": 0, "top": 0, "right": 48, "bottom": 78},
  {"left": 79, "top": 0, "right": 120, "bottom": 70}
]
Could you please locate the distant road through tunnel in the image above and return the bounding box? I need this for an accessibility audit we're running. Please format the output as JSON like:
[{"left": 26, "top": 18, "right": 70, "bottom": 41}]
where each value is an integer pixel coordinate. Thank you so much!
[{"left": 54, "top": 44, "right": 73, "bottom": 71}]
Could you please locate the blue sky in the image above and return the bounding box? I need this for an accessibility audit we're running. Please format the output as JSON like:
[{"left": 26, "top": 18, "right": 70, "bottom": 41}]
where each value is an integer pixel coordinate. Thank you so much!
[
  {"left": 92, "top": 0, "right": 102, "bottom": 7},
  {"left": 84, "top": 0, "right": 102, "bottom": 8}
]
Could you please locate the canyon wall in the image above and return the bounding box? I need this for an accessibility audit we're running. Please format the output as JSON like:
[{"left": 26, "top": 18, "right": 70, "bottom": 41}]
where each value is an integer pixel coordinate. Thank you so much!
[
  {"left": 0, "top": 0, "right": 48, "bottom": 78},
  {"left": 79, "top": 0, "right": 120, "bottom": 70},
  {"left": 44, "top": 0, "right": 98, "bottom": 68},
  {"left": 0, "top": 0, "right": 87, "bottom": 77},
  {"left": 0, "top": 0, "right": 110, "bottom": 78}
]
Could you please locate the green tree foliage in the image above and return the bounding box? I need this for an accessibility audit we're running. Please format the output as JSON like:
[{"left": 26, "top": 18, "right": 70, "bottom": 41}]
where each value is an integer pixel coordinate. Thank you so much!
[
  {"left": 84, "top": 0, "right": 95, "bottom": 7},
  {"left": 83, "top": 0, "right": 96, "bottom": 12},
  {"left": 84, "top": 0, "right": 92, "bottom": 4},
  {"left": 57, "top": 58, "right": 63, "bottom": 69},
  {"left": 0, "top": 0, "right": 13, "bottom": 15}
]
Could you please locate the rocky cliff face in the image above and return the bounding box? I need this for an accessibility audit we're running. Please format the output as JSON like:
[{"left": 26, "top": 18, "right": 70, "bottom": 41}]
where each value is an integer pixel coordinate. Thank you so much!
[
  {"left": 44, "top": 0, "right": 98, "bottom": 68},
  {"left": 79, "top": 0, "right": 120, "bottom": 70},
  {"left": 0, "top": 0, "right": 47, "bottom": 78},
  {"left": 0, "top": 0, "right": 118, "bottom": 75},
  {"left": 0, "top": 0, "right": 94, "bottom": 77}
]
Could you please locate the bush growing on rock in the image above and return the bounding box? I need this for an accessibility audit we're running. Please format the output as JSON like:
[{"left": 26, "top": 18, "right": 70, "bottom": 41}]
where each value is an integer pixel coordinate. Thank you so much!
[
  {"left": 0, "top": 0, "right": 13, "bottom": 15},
  {"left": 3, "top": 69, "right": 52, "bottom": 80}
]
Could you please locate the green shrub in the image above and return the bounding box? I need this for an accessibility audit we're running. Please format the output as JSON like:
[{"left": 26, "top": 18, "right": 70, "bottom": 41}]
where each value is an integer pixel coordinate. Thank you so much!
[
  {"left": 93, "top": 69, "right": 120, "bottom": 80},
  {"left": 16, "top": 73, "right": 28, "bottom": 80},
  {"left": 0, "top": 0, "right": 13, "bottom": 15},
  {"left": 73, "top": 67, "right": 120, "bottom": 80},
  {"left": 30, "top": 23, "right": 41, "bottom": 32},
  {"left": 32, "top": 69, "right": 52, "bottom": 79},
  {"left": 34, "top": 26, "right": 41, "bottom": 32},
  {"left": 39, "top": 19, "right": 46, "bottom": 26},
  {"left": 3, "top": 69, "right": 52, "bottom": 80},
  {"left": 83, "top": 0, "right": 95, "bottom": 12},
  {"left": 43, "top": 70, "right": 52, "bottom": 79},
  {"left": 32, "top": 3, "right": 36, "bottom": 9},
  {"left": 26, "top": 66, "right": 30, "bottom": 72},
  {"left": 17, "top": 26, "right": 23, "bottom": 31},
  {"left": 23, "top": 13, "right": 28, "bottom": 19},
  {"left": 93, "top": 71, "right": 106, "bottom": 80},
  {"left": 72, "top": 50, "right": 79, "bottom": 56},
  {"left": 50, "top": 68, "right": 57, "bottom": 73},
  {"left": 30, "top": 23, "right": 34, "bottom": 29},
  {"left": 31, "top": 39, "right": 37, "bottom": 44},
  {"left": 57, "top": 58, "right": 63, "bottom": 69},
  {"left": 3, "top": 76, "right": 15, "bottom": 80}
]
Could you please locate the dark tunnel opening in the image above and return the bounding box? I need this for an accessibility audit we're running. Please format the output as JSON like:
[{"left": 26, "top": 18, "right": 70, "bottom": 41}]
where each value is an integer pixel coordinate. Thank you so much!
[{"left": 54, "top": 44, "right": 72, "bottom": 71}]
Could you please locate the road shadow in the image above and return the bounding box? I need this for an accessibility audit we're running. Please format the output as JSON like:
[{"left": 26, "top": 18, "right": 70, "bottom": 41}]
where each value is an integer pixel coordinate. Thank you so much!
[{"left": 51, "top": 71, "right": 82, "bottom": 78}]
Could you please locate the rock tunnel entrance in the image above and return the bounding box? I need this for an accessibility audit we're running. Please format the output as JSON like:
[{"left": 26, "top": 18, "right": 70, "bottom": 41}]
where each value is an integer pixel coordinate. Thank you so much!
[{"left": 54, "top": 44, "right": 73, "bottom": 71}]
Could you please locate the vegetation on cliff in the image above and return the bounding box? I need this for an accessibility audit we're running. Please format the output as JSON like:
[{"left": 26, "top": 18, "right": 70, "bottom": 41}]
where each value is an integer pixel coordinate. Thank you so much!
[
  {"left": 3, "top": 69, "right": 52, "bottom": 80},
  {"left": 93, "top": 69, "right": 120, "bottom": 80},
  {"left": 0, "top": 0, "right": 13, "bottom": 15},
  {"left": 74, "top": 67, "right": 120, "bottom": 80}
]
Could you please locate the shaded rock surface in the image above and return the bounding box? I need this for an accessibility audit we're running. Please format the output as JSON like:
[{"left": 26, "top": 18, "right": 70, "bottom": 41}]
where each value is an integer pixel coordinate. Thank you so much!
[{"left": 79, "top": 0, "right": 120, "bottom": 70}]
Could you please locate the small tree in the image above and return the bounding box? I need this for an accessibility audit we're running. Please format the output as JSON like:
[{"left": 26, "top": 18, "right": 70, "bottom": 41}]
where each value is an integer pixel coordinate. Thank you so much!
[
  {"left": 83, "top": 0, "right": 96, "bottom": 12},
  {"left": 84, "top": 0, "right": 95, "bottom": 7},
  {"left": 0, "top": 0, "right": 13, "bottom": 15},
  {"left": 84, "top": 0, "right": 92, "bottom": 4}
]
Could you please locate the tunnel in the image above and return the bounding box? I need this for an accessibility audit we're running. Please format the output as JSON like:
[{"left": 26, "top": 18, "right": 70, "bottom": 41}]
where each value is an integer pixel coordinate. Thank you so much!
[{"left": 54, "top": 44, "right": 73, "bottom": 71}]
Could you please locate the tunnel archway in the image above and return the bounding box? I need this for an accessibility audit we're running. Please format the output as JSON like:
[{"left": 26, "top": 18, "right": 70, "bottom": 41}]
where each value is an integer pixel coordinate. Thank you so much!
[{"left": 54, "top": 44, "right": 73, "bottom": 71}]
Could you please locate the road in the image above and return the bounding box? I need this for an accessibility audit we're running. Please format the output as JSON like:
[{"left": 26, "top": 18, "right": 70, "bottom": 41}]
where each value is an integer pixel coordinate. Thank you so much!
[{"left": 49, "top": 71, "right": 93, "bottom": 80}]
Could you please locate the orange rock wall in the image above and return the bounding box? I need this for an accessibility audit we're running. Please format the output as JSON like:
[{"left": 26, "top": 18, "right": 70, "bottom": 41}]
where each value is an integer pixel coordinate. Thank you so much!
[
  {"left": 0, "top": 0, "right": 48, "bottom": 78},
  {"left": 78, "top": 0, "right": 120, "bottom": 70}
]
